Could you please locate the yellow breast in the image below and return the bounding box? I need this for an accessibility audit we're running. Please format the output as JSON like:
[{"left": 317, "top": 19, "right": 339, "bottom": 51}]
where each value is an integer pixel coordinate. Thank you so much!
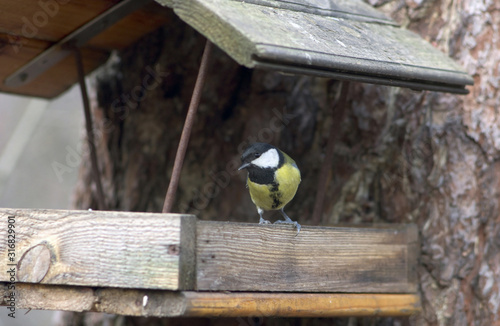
[{"left": 247, "top": 162, "right": 301, "bottom": 211}]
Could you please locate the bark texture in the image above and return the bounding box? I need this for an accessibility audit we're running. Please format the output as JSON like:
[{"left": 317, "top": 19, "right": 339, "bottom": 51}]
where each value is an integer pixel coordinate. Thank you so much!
[{"left": 68, "top": 1, "right": 499, "bottom": 325}]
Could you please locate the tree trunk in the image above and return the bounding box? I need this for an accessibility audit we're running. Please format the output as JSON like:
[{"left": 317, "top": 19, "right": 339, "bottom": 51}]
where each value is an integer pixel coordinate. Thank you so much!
[{"left": 66, "top": 1, "right": 499, "bottom": 325}]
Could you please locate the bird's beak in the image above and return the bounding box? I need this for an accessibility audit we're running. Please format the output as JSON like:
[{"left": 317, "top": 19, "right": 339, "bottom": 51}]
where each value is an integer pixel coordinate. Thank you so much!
[{"left": 238, "top": 162, "right": 250, "bottom": 171}]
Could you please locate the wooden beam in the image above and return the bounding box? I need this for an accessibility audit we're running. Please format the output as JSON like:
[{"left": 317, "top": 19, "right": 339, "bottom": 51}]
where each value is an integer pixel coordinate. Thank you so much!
[
  {"left": 0, "top": 208, "right": 418, "bottom": 293},
  {"left": 196, "top": 221, "right": 418, "bottom": 293},
  {"left": 0, "top": 209, "right": 197, "bottom": 290},
  {"left": 182, "top": 291, "right": 421, "bottom": 317},
  {"left": 1, "top": 283, "right": 421, "bottom": 317}
]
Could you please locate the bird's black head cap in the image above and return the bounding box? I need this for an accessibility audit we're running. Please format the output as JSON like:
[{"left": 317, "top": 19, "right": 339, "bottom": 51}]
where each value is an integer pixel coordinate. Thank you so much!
[
  {"left": 239, "top": 142, "right": 284, "bottom": 171},
  {"left": 241, "top": 143, "right": 274, "bottom": 165}
]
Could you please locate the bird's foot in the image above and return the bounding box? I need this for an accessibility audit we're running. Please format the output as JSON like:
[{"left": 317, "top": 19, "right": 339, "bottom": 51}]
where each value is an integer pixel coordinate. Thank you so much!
[
  {"left": 259, "top": 217, "right": 271, "bottom": 225},
  {"left": 274, "top": 219, "right": 301, "bottom": 235}
]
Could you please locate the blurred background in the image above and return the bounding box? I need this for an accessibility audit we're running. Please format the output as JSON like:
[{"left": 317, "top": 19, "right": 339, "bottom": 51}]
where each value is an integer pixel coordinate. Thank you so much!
[
  {"left": 0, "top": 86, "right": 83, "bottom": 325},
  {"left": 0, "top": 86, "right": 82, "bottom": 209}
]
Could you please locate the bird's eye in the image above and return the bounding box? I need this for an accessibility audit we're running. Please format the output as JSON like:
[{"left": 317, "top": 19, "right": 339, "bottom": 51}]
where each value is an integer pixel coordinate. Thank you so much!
[{"left": 254, "top": 153, "right": 261, "bottom": 158}]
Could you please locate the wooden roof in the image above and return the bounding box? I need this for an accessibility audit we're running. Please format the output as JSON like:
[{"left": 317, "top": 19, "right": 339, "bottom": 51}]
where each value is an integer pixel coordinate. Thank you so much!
[
  {"left": 0, "top": 0, "right": 171, "bottom": 98},
  {"left": 164, "top": 0, "right": 473, "bottom": 94},
  {"left": 0, "top": 0, "right": 473, "bottom": 99}
]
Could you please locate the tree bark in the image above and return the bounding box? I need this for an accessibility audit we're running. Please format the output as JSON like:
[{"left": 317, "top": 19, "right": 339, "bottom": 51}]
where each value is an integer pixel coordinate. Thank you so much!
[{"left": 67, "top": 2, "right": 500, "bottom": 325}]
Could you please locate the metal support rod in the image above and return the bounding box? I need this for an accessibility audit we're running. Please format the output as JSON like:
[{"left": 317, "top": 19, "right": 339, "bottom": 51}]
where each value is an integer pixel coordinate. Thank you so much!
[
  {"left": 311, "top": 81, "right": 350, "bottom": 224},
  {"left": 162, "top": 40, "right": 213, "bottom": 213},
  {"left": 74, "top": 47, "right": 106, "bottom": 210}
]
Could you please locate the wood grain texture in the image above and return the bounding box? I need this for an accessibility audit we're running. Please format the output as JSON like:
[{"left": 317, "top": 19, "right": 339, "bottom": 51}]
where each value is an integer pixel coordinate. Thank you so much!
[
  {"left": 0, "top": 1, "right": 170, "bottom": 98},
  {"left": 406, "top": 224, "right": 419, "bottom": 287},
  {"left": 0, "top": 1, "right": 169, "bottom": 44},
  {"left": 0, "top": 208, "right": 418, "bottom": 294},
  {"left": 86, "top": 2, "right": 172, "bottom": 50},
  {"left": 1, "top": 283, "right": 185, "bottom": 316},
  {"left": 0, "top": 0, "right": 117, "bottom": 42},
  {"left": 178, "top": 214, "right": 197, "bottom": 290},
  {"left": 183, "top": 292, "right": 421, "bottom": 317},
  {"left": 0, "top": 283, "right": 421, "bottom": 317},
  {"left": 172, "top": 0, "right": 468, "bottom": 72},
  {"left": 0, "top": 44, "right": 109, "bottom": 98},
  {"left": 0, "top": 208, "right": 196, "bottom": 290},
  {"left": 196, "top": 221, "right": 417, "bottom": 293}
]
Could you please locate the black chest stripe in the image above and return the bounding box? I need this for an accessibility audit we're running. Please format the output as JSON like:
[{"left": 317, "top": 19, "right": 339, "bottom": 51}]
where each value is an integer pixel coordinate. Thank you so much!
[
  {"left": 270, "top": 186, "right": 282, "bottom": 209},
  {"left": 248, "top": 168, "right": 275, "bottom": 185}
]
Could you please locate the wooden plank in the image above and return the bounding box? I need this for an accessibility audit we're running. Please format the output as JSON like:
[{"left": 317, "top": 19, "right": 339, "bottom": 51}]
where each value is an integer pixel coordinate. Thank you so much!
[
  {"left": 3, "top": 0, "right": 159, "bottom": 89},
  {"left": 1, "top": 283, "right": 185, "bottom": 316},
  {"left": 88, "top": 2, "right": 172, "bottom": 50},
  {"left": 0, "top": 0, "right": 169, "bottom": 47},
  {"left": 0, "top": 0, "right": 117, "bottom": 42},
  {"left": 0, "top": 208, "right": 197, "bottom": 290},
  {"left": 196, "top": 222, "right": 417, "bottom": 293},
  {"left": 0, "top": 1, "right": 170, "bottom": 98},
  {"left": 0, "top": 42, "right": 109, "bottom": 98},
  {"left": 234, "top": 0, "right": 396, "bottom": 25},
  {"left": 1, "top": 283, "right": 421, "bottom": 317},
  {"left": 170, "top": 0, "right": 473, "bottom": 93},
  {"left": 0, "top": 208, "right": 418, "bottom": 294},
  {"left": 0, "top": 34, "right": 52, "bottom": 76},
  {"left": 182, "top": 292, "right": 421, "bottom": 317}
]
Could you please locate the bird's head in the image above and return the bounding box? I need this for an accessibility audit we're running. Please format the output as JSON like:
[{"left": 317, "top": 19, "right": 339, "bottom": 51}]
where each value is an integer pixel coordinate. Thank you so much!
[{"left": 238, "top": 143, "right": 280, "bottom": 171}]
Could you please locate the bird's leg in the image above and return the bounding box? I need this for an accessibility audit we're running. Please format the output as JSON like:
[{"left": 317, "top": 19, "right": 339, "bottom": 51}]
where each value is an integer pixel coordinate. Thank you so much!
[
  {"left": 274, "top": 208, "right": 301, "bottom": 235},
  {"left": 258, "top": 207, "right": 271, "bottom": 225}
]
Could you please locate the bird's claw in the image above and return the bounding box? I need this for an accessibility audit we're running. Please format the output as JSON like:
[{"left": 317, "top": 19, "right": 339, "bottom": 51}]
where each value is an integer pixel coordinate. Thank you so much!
[
  {"left": 259, "top": 217, "right": 271, "bottom": 225},
  {"left": 295, "top": 222, "right": 301, "bottom": 236},
  {"left": 274, "top": 220, "right": 301, "bottom": 236}
]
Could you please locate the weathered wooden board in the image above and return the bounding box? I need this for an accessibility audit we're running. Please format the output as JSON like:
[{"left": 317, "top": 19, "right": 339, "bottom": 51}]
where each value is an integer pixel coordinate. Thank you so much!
[
  {"left": 0, "top": 208, "right": 418, "bottom": 294},
  {"left": 169, "top": 0, "right": 473, "bottom": 94},
  {"left": 0, "top": 283, "right": 421, "bottom": 317},
  {"left": 196, "top": 221, "right": 418, "bottom": 293},
  {"left": 0, "top": 209, "right": 196, "bottom": 290}
]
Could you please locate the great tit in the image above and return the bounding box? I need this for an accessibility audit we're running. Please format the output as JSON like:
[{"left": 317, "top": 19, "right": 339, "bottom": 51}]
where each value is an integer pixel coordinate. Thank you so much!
[{"left": 238, "top": 143, "right": 301, "bottom": 234}]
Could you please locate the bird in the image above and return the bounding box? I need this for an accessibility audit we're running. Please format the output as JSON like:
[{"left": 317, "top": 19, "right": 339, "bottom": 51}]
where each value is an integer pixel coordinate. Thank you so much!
[{"left": 238, "top": 142, "right": 301, "bottom": 235}]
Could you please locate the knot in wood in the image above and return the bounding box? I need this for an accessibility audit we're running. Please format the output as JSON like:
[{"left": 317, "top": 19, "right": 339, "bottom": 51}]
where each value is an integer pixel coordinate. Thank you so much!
[
  {"left": 167, "top": 244, "right": 180, "bottom": 255},
  {"left": 18, "top": 244, "right": 51, "bottom": 283}
]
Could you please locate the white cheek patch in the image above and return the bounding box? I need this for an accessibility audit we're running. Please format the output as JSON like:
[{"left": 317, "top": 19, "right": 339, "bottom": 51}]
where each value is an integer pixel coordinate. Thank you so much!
[{"left": 252, "top": 148, "right": 279, "bottom": 168}]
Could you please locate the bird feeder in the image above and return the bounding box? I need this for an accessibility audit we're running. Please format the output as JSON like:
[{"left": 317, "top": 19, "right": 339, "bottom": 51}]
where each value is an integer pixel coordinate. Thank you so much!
[{"left": 0, "top": 0, "right": 473, "bottom": 319}]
